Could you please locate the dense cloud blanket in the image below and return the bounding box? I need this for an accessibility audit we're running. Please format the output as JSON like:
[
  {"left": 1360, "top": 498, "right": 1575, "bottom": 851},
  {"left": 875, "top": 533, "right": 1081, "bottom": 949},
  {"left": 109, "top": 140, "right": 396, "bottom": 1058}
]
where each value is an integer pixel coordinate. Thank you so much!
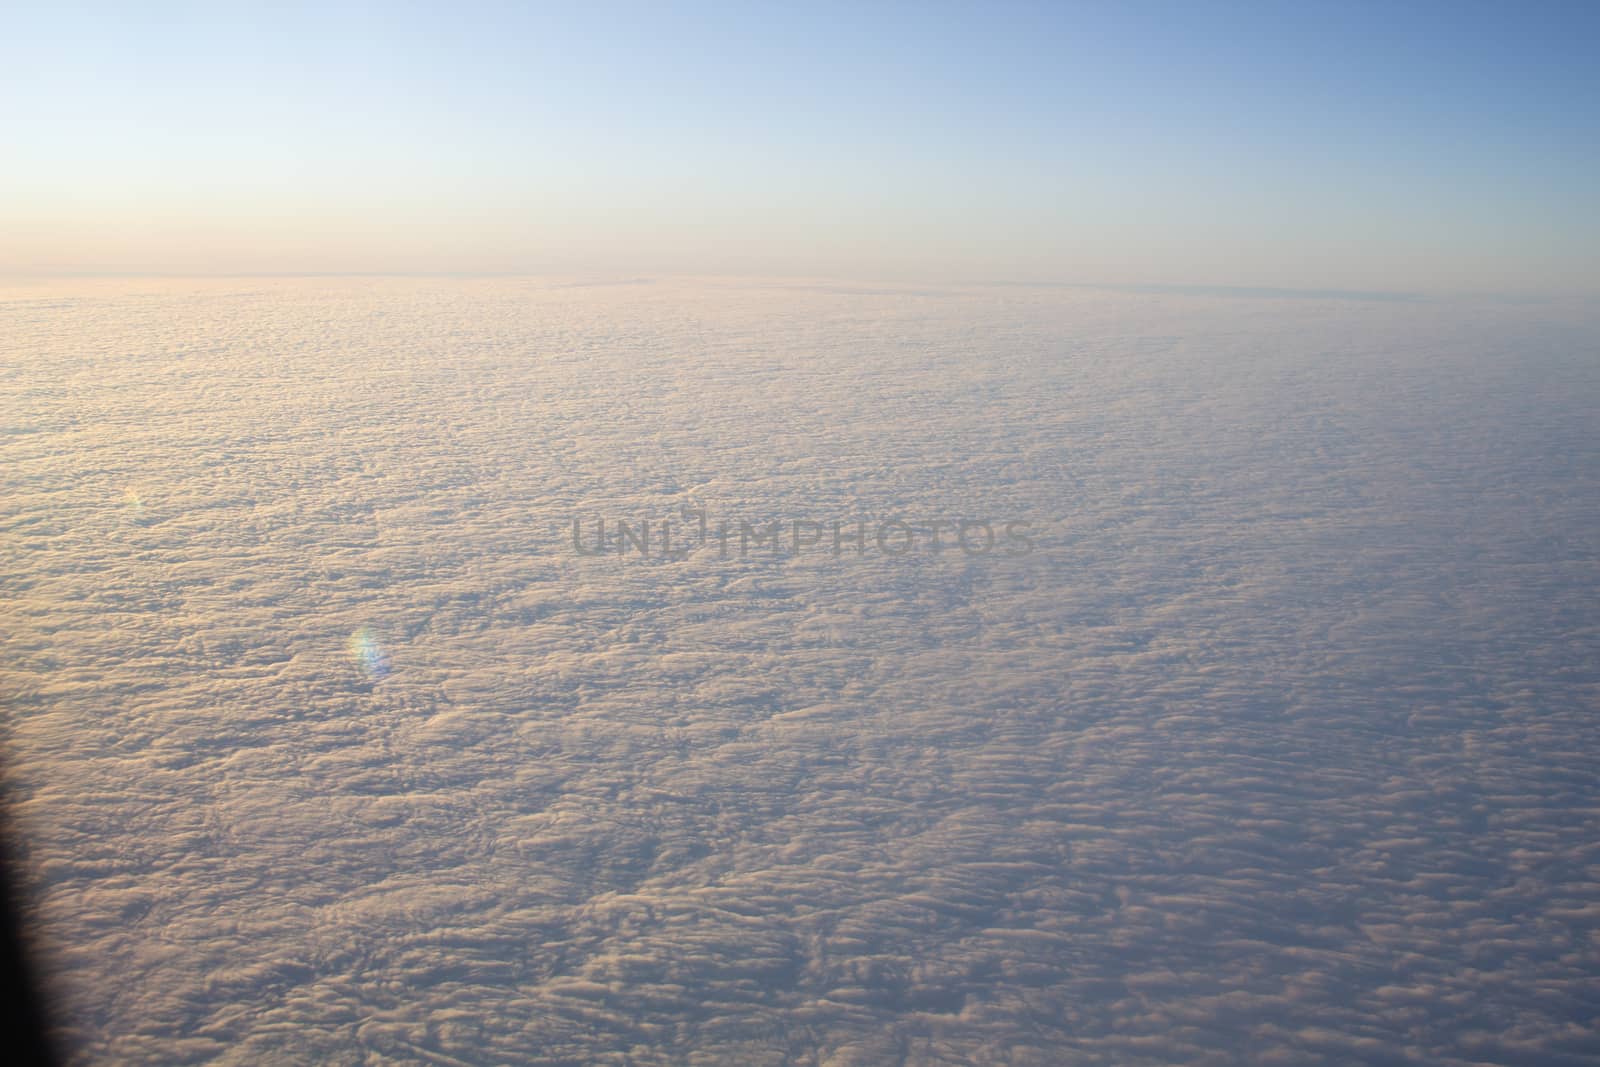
[{"left": 3, "top": 278, "right": 1598, "bottom": 1065}]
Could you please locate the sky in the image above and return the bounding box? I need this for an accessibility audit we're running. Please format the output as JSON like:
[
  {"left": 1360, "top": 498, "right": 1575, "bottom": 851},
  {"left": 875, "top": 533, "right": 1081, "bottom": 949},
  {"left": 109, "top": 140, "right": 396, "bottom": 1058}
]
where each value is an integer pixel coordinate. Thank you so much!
[{"left": 4, "top": 1, "right": 1598, "bottom": 290}]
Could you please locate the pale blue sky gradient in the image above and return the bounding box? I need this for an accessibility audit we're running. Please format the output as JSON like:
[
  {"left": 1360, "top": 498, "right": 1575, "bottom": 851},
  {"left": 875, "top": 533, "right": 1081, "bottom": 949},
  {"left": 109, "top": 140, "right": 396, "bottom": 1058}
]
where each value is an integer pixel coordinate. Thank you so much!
[{"left": 5, "top": 1, "right": 1596, "bottom": 291}]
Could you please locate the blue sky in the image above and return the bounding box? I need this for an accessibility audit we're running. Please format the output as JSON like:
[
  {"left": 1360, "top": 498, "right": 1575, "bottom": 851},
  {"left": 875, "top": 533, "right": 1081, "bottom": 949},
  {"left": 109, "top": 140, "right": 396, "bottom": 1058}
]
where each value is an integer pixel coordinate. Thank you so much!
[{"left": 4, "top": 1, "right": 1596, "bottom": 290}]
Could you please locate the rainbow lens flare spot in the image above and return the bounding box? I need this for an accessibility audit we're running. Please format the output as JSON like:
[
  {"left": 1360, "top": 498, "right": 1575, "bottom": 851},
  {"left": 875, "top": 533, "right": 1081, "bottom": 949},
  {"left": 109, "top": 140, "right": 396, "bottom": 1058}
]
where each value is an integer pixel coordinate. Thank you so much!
[{"left": 348, "top": 627, "right": 390, "bottom": 681}]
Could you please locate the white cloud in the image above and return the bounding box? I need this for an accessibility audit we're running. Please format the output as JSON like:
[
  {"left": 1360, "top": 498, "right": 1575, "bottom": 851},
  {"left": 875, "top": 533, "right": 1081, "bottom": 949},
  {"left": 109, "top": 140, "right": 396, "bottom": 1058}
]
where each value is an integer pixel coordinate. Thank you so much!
[{"left": 4, "top": 277, "right": 1598, "bottom": 1064}]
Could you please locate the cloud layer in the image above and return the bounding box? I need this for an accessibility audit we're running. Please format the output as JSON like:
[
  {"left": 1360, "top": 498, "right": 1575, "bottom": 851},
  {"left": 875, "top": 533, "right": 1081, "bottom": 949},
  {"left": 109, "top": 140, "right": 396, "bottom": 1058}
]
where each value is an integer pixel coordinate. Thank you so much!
[{"left": 3, "top": 277, "right": 1598, "bottom": 1064}]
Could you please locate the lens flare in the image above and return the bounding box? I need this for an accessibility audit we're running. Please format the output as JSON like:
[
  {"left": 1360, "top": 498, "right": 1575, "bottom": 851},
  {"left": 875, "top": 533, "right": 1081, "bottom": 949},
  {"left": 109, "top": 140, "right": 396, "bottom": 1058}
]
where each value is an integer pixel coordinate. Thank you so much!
[{"left": 348, "top": 626, "right": 390, "bottom": 681}]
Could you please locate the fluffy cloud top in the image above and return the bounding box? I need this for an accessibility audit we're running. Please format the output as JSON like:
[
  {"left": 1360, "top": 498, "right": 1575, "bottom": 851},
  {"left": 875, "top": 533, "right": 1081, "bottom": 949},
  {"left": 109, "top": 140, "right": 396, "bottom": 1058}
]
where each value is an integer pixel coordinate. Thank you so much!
[{"left": 3, "top": 277, "right": 1598, "bottom": 1064}]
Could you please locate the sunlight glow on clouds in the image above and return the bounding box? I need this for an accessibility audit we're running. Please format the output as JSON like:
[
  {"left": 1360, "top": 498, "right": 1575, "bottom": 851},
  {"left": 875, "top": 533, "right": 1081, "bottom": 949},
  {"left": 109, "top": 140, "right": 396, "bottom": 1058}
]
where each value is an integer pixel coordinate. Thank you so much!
[{"left": 4, "top": 276, "right": 1598, "bottom": 1062}]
